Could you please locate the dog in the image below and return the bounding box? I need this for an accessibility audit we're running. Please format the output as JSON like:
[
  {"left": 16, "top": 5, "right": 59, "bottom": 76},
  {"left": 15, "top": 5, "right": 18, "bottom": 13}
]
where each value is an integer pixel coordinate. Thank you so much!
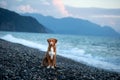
[{"left": 42, "top": 38, "right": 57, "bottom": 69}]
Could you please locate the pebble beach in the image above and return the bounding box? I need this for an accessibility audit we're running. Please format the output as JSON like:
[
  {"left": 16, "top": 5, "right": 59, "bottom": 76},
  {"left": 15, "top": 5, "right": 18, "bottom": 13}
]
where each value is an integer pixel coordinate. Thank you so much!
[{"left": 0, "top": 39, "right": 120, "bottom": 80}]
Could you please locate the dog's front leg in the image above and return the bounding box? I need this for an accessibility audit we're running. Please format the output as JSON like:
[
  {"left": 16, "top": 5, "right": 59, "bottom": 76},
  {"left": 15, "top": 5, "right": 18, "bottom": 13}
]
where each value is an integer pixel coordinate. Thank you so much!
[
  {"left": 51, "top": 55, "right": 56, "bottom": 69},
  {"left": 47, "top": 56, "right": 51, "bottom": 69},
  {"left": 54, "top": 55, "right": 56, "bottom": 67}
]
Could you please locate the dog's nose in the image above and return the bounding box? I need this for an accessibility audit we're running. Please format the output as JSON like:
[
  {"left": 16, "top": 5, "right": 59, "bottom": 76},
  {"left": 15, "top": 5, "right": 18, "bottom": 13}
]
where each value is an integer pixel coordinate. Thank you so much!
[{"left": 50, "top": 42, "right": 53, "bottom": 45}]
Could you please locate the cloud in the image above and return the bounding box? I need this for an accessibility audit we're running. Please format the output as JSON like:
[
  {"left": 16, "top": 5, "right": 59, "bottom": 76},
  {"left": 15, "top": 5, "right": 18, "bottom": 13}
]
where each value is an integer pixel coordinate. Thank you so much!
[
  {"left": 15, "top": 0, "right": 23, "bottom": 2},
  {"left": 0, "top": 1, "right": 7, "bottom": 8},
  {"left": 17, "top": 5, "right": 38, "bottom": 13},
  {"left": 52, "top": 0, "right": 69, "bottom": 16},
  {"left": 42, "top": 1, "right": 50, "bottom": 6},
  {"left": 91, "top": 15, "right": 120, "bottom": 18}
]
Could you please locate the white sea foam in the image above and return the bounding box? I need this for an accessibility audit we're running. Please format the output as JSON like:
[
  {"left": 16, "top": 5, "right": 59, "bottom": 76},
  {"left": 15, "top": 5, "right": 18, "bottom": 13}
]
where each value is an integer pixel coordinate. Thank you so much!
[
  {"left": 1, "top": 34, "right": 47, "bottom": 51},
  {"left": 59, "top": 53, "right": 120, "bottom": 72},
  {"left": 1, "top": 34, "right": 120, "bottom": 72},
  {"left": 58, "top": 48, "right": 120, "bottom": 72}
]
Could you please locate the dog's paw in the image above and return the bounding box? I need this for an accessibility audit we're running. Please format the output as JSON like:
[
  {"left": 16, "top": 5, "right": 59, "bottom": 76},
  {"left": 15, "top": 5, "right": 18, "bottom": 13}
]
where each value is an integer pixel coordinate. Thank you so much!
[
  {"left": 51, "top": 66, "right": 55, "bottom": 69},
  {"left": 47, "top": 65, "right": 50, "bottom": 69}
]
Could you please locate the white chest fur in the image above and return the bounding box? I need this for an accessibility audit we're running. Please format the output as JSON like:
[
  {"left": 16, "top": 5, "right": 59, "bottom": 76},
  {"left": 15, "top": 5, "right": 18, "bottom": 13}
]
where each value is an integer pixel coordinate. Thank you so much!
[{"left": 49, "top": 47, "right": 55, "bottom": 59}]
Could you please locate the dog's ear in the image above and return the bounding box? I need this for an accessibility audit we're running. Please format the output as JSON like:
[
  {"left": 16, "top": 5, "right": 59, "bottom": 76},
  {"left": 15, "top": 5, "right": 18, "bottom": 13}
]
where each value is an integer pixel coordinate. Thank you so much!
[
  {"left": 47, "top": 39, "right": 50, "bottom": 43},
  {"left": 55, "top": 39, "right": 57, "bottom": 43}
]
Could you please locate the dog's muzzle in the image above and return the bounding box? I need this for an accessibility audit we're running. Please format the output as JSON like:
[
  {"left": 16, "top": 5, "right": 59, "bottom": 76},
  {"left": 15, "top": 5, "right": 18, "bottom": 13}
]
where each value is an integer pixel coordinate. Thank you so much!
[{"left": 50, "top": 42, "right": 53, "bottom": 45}]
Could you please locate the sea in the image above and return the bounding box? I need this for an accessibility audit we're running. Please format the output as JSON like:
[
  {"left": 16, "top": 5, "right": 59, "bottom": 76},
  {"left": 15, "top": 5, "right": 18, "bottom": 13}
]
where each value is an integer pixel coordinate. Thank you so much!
[{"left": 0, "top": 31, "right": 120, "bottom": 72}]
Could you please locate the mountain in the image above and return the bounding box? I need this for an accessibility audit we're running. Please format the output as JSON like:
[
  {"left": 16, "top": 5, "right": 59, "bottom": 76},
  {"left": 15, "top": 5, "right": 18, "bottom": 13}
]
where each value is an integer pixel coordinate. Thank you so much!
[
  {"left": 23, "top": 13, "right": 120, "bottom": 37},
  {"left": 0, "top": 8, "right": 49, "bottom": 33}
]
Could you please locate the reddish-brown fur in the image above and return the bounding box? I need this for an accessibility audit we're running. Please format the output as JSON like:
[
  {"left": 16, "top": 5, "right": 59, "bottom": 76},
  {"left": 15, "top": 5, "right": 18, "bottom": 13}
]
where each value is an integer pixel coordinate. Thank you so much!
[{"left": 42, "top": 38, "right": 57, "bottom": 68}]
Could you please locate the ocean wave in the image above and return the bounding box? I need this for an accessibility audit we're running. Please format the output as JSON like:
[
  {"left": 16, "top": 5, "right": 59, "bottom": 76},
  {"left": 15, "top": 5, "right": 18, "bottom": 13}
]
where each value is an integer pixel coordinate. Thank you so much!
[
  {"left": 58, "top": 48, "right": 120, "bottom": 72},
  {"left": 1, "top": 34, "right": 47, "bottom": 51}
]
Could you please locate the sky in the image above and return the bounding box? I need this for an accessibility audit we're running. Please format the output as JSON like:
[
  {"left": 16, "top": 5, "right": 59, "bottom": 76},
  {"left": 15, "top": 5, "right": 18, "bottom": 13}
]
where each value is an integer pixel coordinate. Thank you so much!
[
  {"left": 63, "top": 0, "right": 120, "bottom": 8},
  {"left": 0, "top": 0, "right": 120, "bottom": 33}
]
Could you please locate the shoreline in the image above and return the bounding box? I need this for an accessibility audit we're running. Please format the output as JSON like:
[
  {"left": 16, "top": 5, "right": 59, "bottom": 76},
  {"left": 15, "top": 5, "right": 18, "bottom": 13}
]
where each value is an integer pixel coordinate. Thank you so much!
[{"left": 0, "top": 39, "right": 120, "bottom": 80}]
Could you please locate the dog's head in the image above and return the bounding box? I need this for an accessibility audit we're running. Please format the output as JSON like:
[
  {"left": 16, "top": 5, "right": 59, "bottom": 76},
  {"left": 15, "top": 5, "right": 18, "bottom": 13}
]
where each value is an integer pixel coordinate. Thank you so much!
[{"left": 47, "top": 38, "right": 57, "bottom": 47}]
